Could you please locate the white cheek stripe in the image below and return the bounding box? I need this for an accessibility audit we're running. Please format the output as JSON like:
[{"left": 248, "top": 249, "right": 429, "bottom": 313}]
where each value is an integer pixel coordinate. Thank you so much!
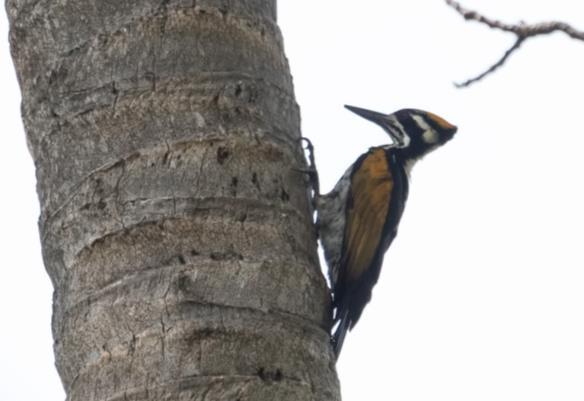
[
  {"left": 388, "top": 115, "right": 410, "bottom": 147},
  {"left": 412, "top": 115, "right": 439, "bottom": 144}
]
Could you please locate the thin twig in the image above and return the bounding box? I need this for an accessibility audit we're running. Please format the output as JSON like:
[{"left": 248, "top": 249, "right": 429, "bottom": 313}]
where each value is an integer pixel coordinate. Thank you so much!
[
  {"left": 446, "top": 0, "right": 584, "bottom": 87},
  {"left": 454, "top": 37, "right": 524, "bottom": 88}
]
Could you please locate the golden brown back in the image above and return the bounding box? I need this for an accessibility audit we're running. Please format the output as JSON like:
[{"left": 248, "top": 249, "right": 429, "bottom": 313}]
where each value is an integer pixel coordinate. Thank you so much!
[{"left": 342, "top": 148, "right": 393, "bottom": 281}]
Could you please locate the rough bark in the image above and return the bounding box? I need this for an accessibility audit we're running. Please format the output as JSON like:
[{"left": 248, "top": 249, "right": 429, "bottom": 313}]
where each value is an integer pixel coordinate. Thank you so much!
[{"left": 7, "top": 0, "right": 340, "bottom": 399}]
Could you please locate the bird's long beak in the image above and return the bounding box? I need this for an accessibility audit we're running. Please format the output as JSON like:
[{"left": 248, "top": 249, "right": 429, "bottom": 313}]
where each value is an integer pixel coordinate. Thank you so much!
[
  {"left": 344, "top": 105, "right": 387, "bottom": 126},
  {"left": 344, "top": 105, "right": 402, "bottom": 145}
]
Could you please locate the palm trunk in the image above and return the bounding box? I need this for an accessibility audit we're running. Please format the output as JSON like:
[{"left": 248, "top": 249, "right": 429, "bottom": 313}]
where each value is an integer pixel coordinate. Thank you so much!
[{"left": 7, "top": 0, "right": 340, "bottom": 399}]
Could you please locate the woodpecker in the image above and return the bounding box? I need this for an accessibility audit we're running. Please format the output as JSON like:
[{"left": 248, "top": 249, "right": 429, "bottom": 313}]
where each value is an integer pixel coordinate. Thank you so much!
[{"left": 314, "top": 105, "right": 457, "bottom": 357}]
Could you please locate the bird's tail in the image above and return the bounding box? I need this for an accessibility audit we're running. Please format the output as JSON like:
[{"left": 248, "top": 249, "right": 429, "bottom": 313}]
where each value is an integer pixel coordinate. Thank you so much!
[{"left": 331, "top": 307, "right": 351, "bottom": 358}]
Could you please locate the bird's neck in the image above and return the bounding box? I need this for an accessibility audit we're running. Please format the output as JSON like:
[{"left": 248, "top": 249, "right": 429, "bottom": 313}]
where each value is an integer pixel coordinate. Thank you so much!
[{"left": 402, "top": 157, "right": 418, "bottom": 178}]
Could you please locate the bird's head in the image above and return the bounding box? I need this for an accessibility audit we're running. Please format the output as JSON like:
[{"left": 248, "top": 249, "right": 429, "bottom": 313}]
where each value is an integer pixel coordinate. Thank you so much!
[{"left": 345, "top": 105, "right": 457, "bottom": 160}]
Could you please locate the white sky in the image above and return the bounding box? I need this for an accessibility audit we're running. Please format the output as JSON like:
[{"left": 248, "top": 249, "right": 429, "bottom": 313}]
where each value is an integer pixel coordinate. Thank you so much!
[{"left": 2, "top": 1, "right": 584, "bottom": 400}]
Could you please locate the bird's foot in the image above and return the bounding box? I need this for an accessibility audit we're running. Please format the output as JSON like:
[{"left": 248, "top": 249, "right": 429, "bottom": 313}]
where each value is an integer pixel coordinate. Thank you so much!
[{"left": 299, "top": 137, "right": 320, "bottom": 201}]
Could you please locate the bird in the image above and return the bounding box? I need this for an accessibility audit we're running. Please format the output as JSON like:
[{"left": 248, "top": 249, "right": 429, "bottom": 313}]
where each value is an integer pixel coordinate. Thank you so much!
[{"left": 314, "top": 105, "right": 458, "bottom": 358}]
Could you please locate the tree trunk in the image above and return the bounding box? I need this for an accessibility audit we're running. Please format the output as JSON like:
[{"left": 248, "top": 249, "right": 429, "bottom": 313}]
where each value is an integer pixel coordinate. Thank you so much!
[{"left": 7, "top": 0, "right": 340, "bottom": 399}]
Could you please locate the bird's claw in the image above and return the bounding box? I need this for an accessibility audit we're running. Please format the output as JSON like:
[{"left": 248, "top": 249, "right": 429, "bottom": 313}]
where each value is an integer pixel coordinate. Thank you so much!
[{"left": 298, "top": 136, "right": 320, "bottom": 211}]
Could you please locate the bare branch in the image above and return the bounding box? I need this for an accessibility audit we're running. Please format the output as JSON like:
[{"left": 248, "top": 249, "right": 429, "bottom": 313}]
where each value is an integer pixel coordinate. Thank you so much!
[
  {"left": 446, "top": 0, "right": 584, "bottom": 87},
  {"left": 454, "top": 38, "right": 524, "bottom": 88}
]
